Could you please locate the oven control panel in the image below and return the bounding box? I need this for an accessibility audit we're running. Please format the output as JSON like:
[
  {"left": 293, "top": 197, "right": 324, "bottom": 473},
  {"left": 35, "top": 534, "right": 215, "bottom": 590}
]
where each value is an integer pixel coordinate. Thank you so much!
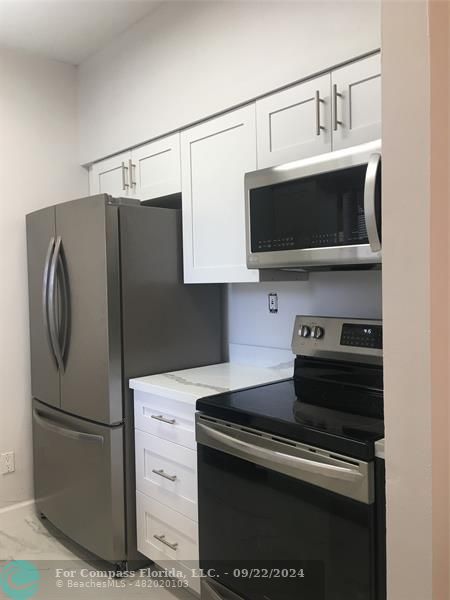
[{"left": 292, "top": 316, "right": 382, "bottom": 363}]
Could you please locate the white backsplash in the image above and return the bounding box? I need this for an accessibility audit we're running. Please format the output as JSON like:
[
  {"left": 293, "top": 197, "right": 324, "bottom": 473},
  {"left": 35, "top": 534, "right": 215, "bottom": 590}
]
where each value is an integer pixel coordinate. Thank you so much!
[{"left": 228, "top": 271, "right": 382, "bottom": 352}]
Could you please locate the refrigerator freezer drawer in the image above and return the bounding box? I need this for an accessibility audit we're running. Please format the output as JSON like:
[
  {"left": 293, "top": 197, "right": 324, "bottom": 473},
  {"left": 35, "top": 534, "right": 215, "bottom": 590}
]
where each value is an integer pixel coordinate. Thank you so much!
[{"left": 32, "top": 399, "right": 125, "bottom": 562}]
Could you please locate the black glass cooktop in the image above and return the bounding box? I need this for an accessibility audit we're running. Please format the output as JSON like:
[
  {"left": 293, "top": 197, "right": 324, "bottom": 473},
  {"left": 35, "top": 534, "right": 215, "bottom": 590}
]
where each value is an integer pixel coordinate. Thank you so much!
[{"left": 196, "top": 378, "right": 384, "bottom": 461}]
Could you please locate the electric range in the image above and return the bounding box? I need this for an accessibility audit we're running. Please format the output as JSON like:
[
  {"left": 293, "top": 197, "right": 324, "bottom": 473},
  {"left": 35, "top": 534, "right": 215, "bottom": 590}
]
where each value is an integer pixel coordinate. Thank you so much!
[{"left": 196, "top": 315, "right": 385, "bottom": 600}]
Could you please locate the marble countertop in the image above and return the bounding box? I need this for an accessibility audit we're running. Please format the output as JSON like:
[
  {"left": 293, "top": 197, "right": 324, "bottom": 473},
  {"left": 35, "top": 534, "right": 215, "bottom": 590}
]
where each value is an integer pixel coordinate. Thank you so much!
[{"left": 129, "top": 361, "right": 293, "bottom": 405}]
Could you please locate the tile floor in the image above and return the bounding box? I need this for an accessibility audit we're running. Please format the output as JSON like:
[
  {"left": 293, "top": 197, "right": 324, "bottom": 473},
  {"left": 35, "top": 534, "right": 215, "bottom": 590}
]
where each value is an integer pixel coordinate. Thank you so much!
[{"left": 0, "top": 502, "right": 195, "bottom": 599}]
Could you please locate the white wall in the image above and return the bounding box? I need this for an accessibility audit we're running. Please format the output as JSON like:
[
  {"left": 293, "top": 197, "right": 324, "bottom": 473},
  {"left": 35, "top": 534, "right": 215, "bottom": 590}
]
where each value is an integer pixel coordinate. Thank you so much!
[
  {"left": 78, "top": 0, "right": 381, "bottom": 164},
  {"left": 228, "top": 272, "right": 382, "bottom": 351},
  {"left": 0, "top": 48, "right": 88, "bottom": 511}
]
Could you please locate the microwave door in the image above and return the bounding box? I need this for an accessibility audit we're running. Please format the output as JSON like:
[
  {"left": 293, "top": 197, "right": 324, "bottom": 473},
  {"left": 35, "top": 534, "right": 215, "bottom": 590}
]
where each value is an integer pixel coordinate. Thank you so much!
[{"left": 245, "top": 140, "right": 382, "bottom": 270}]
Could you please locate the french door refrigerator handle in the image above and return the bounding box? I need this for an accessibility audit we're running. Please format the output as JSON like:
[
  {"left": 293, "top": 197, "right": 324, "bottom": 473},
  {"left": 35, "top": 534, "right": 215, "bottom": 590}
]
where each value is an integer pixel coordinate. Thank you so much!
[
  {"left": 48, "top": 236, "right": 64, "bottom": 371},
  {"left": 56, "top": 243, "right": 70, "bottom": 364},
  {"left": 197, "top": 422, "right": 363, "bottom": 483},
  {"left": 33, "top": 409, "right": 104, "bottom": 444},
  {"left": 364, "top": 153, "right": 382, "bottom": 253},
  {"left": 42, "top": 237, "right": 58, "bottom": 367}
]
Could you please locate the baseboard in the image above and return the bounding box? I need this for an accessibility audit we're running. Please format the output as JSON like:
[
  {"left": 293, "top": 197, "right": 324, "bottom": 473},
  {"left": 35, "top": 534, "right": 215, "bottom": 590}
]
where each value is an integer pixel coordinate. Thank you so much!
[{"left": 0, "top": 498, "right": 35, "bottom": 516}]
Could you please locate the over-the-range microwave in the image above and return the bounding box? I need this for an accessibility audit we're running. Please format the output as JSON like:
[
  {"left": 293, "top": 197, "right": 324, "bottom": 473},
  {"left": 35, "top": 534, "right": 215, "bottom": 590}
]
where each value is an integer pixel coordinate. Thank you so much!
[{"left": 245, "top": 140, "right": 381, "bottom": 271}]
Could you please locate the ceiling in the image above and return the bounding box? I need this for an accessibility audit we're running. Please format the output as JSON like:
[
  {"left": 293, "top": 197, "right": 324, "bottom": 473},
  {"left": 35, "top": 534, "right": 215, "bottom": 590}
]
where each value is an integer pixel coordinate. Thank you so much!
[{"left": 0, "top": 0, "right": 162, "bottom": 65}]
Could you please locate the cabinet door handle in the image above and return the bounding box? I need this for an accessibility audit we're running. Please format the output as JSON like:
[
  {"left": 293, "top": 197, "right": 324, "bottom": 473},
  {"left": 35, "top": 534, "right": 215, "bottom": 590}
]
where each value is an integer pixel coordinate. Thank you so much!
[
  {"left": 333, "top": 84, "right": 343, "bottom": 131},
  {"left": 121, "top": 161, "right": 129, "bottom": 190},
  {"left": 153, "top": 534, "right": 178, "bottom": 551},
  {"left": 315, "top": 90, "right": 325, "bottom": 136},
  {"left": 151, "top": 414, "right": 176, "bottom": 425},
  {"left": 152, "top": 468, "right": 177, "bottom": 482},
  {"left": 128, "top": 159, "right": 136, "bottom": 188}
]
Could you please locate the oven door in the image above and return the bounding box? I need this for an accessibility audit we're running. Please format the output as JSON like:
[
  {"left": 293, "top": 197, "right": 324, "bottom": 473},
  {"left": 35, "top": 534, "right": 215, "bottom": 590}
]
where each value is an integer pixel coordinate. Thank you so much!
[
  {"left": 196, "top": 416, "right": 376, "bottom": 600},
  {"left": 245, "top": 140, "right": 381, "bottom": 270}
]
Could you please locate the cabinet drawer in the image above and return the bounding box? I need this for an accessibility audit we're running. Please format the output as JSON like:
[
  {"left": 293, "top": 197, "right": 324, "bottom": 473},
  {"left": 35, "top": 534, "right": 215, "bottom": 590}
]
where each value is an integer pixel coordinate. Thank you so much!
[
  {"left": 135, "top": 430, "right": 198, "bottom": 521},
  {"left": 134, "top": 390, "right": 196, "bottom": 449},
  {"left": 137, "top": 492, "right": 198, "bottom": 564}
]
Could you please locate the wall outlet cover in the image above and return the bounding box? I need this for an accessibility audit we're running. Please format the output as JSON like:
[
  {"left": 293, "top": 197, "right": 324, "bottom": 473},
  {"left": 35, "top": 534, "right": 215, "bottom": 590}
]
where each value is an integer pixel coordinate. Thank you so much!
[
  {"left": 268, "top": 293, "right": 278, "bottom": 314},
  {"left": 1, "top": 452, "right": 15, "bottom": 474}
]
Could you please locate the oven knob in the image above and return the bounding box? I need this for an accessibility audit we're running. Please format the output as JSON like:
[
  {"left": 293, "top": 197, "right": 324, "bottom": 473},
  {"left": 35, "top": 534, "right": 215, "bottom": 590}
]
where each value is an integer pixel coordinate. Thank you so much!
[
  {"left": 312, "top": 326, "right": 324, "bottom": 339},
  {"left": 300, "top": 325, "right": 311, "bottom": 338}
]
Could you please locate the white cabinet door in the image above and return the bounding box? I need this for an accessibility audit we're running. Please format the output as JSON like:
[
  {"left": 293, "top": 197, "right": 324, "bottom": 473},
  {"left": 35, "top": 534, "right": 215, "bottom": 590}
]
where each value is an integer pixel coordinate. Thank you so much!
[
  {"left": 256, "top": 74, "right": 331, "bottom": 168},
  {"left": 89, "top": 152, "right": 131, "bottom": 196},
  {"left": 181, "top": 105, "right": 259, "bottom": 283},
  {"left": 130, "top": 134, "right": 181, "bottom": 200},
  {"left": 331, "top": 54, "right": 381, "bottom": 150}
]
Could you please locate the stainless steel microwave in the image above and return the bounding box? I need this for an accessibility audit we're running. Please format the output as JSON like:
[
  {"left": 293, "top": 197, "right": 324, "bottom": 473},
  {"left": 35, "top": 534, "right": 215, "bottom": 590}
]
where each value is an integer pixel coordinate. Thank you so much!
[{"left": 245, "top": 140, "right": 381, "bottom": 270}]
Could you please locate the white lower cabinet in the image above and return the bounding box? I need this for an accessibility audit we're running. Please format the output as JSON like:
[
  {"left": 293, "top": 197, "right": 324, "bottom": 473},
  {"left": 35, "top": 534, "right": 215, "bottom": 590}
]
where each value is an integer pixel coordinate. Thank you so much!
[
  {"left": 134, "top": 390, "right": 196, "bottom": 450},
  {"left": 135, "top": 392, "right": 199, "bottom": 594},
  {"left": 135, "top": 429, "right": 198, "bottom": 522},
  {"left": 137, "top": 492, "right": 200, "bottom": 594}
]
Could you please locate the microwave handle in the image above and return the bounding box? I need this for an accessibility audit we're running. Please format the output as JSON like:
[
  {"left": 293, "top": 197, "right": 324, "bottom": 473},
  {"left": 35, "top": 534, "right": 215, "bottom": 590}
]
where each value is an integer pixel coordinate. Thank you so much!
[{"left": 364, "top": 153, "right": 382, "bottom": 253}]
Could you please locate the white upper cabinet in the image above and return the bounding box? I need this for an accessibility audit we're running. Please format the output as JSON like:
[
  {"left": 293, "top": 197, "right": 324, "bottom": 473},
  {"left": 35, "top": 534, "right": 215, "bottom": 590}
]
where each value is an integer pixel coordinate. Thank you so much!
[
  {"left": 89, "top": 151, "right": 132, "bottom": 197},
  {"left": 331, "top": 53, "right": 381, "bottom": 150},
  {"left": 89, "top": 135, "right": 181, "bottom": 200},
  {"left": 256, "top": 74, "right": 332, "bottom": 168},
  {"left": 181, "top": 105, "right": 259, "bottom": 284},
  {"left": 256, "top": 53, "right": 381, "bottom": 168},
  {"left": 130, "top": 134, "right": 181, "bottom": 200}
]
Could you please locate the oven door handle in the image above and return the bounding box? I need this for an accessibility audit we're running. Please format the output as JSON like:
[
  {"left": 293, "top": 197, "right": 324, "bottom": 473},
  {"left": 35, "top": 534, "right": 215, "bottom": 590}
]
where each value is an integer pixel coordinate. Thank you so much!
[
  {"left": 197, "top": 423, "right": 363, "bottom": 483},
  {"left": 364, "top": 152, "right": 382, "bottom": 253}
]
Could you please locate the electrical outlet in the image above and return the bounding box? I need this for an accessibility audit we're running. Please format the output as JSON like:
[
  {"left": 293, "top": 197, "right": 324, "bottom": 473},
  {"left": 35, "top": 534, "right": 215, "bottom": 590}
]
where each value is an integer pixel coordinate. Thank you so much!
[
  {"left": 268, "top": 293, "right": 278, "bottom": 314},
  {"left": 1, "top": 452, "right": 15, "bottom": 474}
]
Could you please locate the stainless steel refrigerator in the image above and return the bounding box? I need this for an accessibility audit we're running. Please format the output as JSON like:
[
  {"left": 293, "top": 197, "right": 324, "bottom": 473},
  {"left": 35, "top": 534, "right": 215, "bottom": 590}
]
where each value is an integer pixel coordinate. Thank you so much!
[{"left": 26, "top": 194, "right": 224, "bottom": 568}]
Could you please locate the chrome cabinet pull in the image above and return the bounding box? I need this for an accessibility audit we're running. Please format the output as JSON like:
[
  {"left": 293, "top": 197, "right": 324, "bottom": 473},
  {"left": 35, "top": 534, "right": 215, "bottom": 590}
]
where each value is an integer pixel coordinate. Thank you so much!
[
  {"left": 152, "top": 469, "right": 177, "bottom": 482},
  {"left": 363, "top": 153, "right": 382, "bottom": 253},
  {"left": 153, "top": 534, "right": 178, "bottom": 551},
  {"left": 121, "top": 161, "right": 129, "bottom": 190},
  {"left": 128, "top": 159, "right": 136, "bottom": 188},
  {"left": 333, "top": 84, "right": 343, "bottom": 131},
  {"left": 151, "top": 414, "right": 176, "bottom": 425},
  {"left": 315, "top": 90, "right": 325, "bottom": 136}
]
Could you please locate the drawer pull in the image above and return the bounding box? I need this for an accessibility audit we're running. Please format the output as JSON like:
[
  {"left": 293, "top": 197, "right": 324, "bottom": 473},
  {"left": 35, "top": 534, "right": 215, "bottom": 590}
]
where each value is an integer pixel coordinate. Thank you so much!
[
  {"left": 152, "top": 468, "right": 177, "bottom": 482},
  {"left": 153, "top": 534, "right": 178, "bottom": 551},
  {"left": 151, "top": 414, "right": 176, "bottom": 425}
]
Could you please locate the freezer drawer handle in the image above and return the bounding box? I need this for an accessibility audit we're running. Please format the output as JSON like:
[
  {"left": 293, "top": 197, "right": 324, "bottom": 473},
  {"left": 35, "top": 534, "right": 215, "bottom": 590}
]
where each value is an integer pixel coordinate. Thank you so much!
[
  {"left": 151, "top": 414, "right": 176, "bottom": 425},
  {"left": 33, "top": 409, "right": 104, "bottom": 445},
  {"left": 153, "top": 534, "right": 178, "bottom": 551},
  {"left": 152, "top": 469, "right": 177, "bottom": 482}
]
